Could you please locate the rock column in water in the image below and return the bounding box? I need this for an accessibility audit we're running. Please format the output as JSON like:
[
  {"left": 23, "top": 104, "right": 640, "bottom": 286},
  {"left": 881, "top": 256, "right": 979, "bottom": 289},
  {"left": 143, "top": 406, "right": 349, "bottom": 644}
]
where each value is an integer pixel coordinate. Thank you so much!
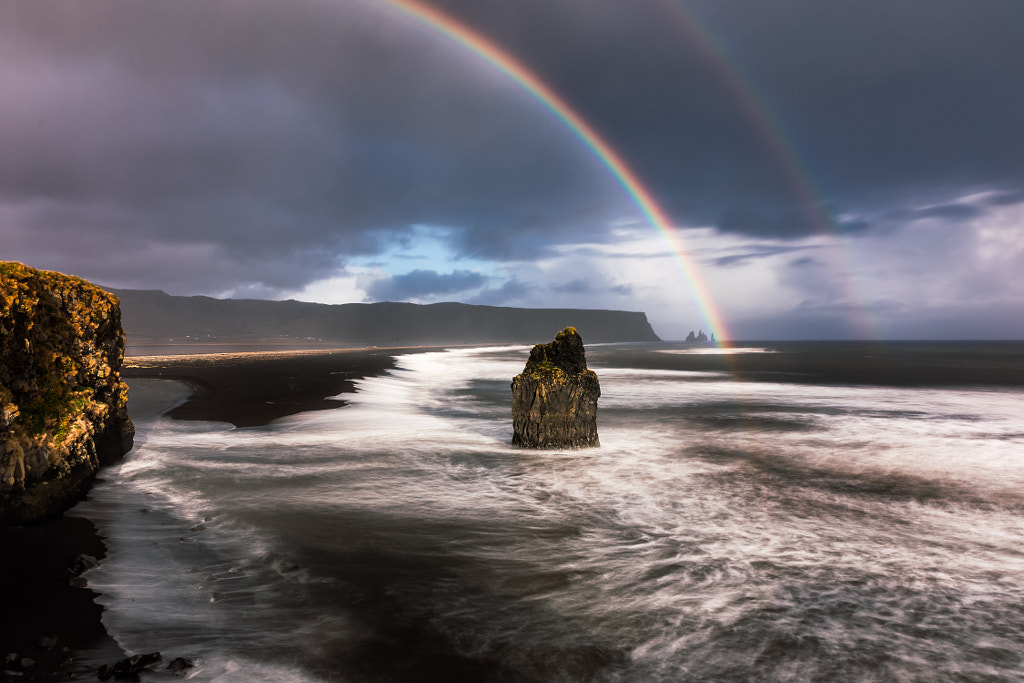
[
  {"left": 511, "top": 327, "right": 600, "bottom": 448},
  {"left": 1, "top": 262, "right": 135, "bottom": 524}
]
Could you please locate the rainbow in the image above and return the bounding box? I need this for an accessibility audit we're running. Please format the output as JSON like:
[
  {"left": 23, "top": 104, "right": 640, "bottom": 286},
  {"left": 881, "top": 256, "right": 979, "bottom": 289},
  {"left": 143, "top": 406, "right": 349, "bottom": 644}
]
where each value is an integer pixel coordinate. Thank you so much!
[
  {"left": 656, "top": 1, "right": 879, "bottom": 339},
  {"left": 372, "top": 0, "right": 730, "bottom": 343}
]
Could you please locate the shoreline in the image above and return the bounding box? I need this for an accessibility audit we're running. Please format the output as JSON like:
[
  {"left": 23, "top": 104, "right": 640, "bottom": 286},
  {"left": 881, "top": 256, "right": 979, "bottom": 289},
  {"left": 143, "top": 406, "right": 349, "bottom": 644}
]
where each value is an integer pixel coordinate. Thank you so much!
[
  {"left": 0, "top": 514, "right": 125, "bottom": 681},
  {"left": 122, "top": 345, "right": 452, "bottom": 428},
  {"left": 2, "top": 345, "right": 449, "bottom": 681}
]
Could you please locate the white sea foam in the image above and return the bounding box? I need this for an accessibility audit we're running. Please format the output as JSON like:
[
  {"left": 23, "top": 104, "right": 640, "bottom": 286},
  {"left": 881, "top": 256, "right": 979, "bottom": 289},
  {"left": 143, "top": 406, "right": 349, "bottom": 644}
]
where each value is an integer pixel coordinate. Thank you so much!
[{"left": 79, "top": 343, "right": 1024, "bottom": 681}]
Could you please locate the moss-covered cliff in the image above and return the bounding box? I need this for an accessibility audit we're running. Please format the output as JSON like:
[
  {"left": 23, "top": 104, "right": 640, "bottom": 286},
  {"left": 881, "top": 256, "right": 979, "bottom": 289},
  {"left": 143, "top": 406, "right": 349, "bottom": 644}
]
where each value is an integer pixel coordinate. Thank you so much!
[
  {"left": 1, "top": 262, "right": 134, "bottom": 524},
  {"left": 511, "top": 327, "right": 600, "bottom": 448}
]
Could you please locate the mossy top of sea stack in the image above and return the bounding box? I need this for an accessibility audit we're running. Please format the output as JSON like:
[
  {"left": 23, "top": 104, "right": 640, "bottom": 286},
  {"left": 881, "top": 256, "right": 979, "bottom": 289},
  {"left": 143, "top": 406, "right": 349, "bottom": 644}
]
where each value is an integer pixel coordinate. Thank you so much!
[
  {"left": 521, "top": 327, "right": 589, "bottom": 378},
  {"left": 511, "top": 327, "right": 600, "bottom": 449},
  {"left": 0, "top": 261, "right": 135, "bottom": 524}
]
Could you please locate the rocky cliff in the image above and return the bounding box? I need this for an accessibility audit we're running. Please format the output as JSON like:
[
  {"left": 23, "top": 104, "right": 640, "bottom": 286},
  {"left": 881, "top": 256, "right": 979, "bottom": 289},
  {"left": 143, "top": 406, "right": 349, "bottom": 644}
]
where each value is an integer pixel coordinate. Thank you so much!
[
  {"left": 1, "top": 262, "right": 134, "bottom": 524},
  {"left": 511, "top": 327, "right": 600, "bottom": 448},
  {"left": 112, "top": 289, "right": 662, "bottom": 347}
]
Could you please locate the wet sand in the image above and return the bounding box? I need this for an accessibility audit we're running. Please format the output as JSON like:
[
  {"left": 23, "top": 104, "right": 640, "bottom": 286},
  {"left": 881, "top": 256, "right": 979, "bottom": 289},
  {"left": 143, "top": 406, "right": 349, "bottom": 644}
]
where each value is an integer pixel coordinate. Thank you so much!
[
  {"left": 1, "top": 346, "right": 451, "bottom": 681},
  {"left": 122, "top": 346, "right": 446, "bottom": 427},
  {"left": 0, "top": 515, "right": 125, "bottom": 681}
]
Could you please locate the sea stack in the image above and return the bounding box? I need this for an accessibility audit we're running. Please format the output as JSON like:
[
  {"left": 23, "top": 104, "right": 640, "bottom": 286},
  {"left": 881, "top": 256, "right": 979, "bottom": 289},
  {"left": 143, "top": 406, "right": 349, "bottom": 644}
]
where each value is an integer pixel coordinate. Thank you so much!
[
  {"left": 0, "top": 262, "right": 135, "bottom": 524},
  {"left": 511, "top": 327, "right": 600, "bottom": 448}
]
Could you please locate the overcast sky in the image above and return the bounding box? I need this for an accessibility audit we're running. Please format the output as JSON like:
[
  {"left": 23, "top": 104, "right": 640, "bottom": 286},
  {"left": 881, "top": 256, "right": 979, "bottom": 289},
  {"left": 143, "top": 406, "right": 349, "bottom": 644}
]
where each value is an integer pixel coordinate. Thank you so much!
[{"left": 2, "top": 0, "right": 1022, "bottom": 340}]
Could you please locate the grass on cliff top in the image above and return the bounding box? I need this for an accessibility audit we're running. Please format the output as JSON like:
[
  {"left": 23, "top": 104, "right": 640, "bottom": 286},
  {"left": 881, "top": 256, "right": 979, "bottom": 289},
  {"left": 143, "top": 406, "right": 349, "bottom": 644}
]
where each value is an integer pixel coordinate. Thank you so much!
[
  {"left": 0, "top": 261, "right": 26, "bottom": 277},
  {"left": 0, "top": 261, "right": 116, "bottom": 303},
  {"left": 1, "top": 261, "right": 114, "bottom": 443}
]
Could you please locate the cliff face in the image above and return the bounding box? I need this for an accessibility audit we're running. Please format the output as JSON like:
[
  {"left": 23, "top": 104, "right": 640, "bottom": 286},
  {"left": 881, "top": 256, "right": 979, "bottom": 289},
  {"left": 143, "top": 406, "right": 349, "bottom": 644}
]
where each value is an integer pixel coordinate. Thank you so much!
[
  {"left": 113, "top": 289, "right": 662, "bottom": 346},
  {"left": 511, "top": 327, "right": 600, "bottom": 449},
  {"left": 0, "top": 262, "right": 135, "bottom": 524}
]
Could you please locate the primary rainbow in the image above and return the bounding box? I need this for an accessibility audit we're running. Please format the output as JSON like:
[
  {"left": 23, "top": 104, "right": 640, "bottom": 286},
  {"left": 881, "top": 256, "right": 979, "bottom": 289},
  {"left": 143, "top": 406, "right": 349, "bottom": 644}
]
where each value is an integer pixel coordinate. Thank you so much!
[
  {"left": 374, "top": 0, "right": 730, "bottom": 343},
  {"left": 657, "top": 0, "right": 880, "bottom": 339}
]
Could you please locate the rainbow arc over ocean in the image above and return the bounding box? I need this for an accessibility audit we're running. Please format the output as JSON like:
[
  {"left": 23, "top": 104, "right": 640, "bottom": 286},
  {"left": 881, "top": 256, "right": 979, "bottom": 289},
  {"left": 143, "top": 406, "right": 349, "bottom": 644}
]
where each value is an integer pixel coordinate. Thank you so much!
[
  {"left": 654, "top": 0, "right": 878, "bottom": 339},
  {"left": 374, "top": 0, "right": 729, "bottom": 343}
]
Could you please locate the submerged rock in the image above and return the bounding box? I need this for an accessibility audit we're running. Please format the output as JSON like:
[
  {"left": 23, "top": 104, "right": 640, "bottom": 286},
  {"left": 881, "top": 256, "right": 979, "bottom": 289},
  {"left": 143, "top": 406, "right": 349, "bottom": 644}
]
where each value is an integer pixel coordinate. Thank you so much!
[
  {"left": 166, "top": 656, "right": 195, "bottom": 676},
  {"left": 97, "top": 651, "right": 162, "bottom": 679},
  {"left": 1, "top": 262, "right": 135, "bottom": 524},
  {"left": 511, "top": 327, "right": 600, "bottom": 448}
]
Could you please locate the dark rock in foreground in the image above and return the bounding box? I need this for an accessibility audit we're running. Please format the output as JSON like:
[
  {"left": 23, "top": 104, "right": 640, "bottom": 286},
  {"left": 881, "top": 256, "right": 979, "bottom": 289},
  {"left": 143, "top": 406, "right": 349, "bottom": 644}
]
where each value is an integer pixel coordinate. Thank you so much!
[
  {"left": 98, "top": 651, "right": 162, "bottom": 679},
  {"left": 1, "top": 262, "right": 135, "bottom": 524},
  {"left": 0, "top": 513, "right": 125, "bottom": 678},
  {"left": 166, "top": 656, "right": 195, "bottom": 675},
  {"left": 511, "top": 327, "right": 600, "bottom": 448}
]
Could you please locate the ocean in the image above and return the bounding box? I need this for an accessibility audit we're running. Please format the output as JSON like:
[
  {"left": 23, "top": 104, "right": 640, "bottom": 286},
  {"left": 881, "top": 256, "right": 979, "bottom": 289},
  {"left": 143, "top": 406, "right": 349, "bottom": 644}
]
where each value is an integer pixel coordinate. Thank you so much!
[{"left": 73, "top": 342, "right": 1024, "bottom": 681}]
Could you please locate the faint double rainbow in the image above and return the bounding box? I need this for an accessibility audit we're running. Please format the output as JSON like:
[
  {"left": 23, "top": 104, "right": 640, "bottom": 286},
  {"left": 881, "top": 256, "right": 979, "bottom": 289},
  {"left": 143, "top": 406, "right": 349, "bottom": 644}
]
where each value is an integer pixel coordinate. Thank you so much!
[
  {"left": 372, "top": 0, "right": 730, "bottom": 343},
  {"left": 656, "top": 1, "right": 880, "bottom": 339}
]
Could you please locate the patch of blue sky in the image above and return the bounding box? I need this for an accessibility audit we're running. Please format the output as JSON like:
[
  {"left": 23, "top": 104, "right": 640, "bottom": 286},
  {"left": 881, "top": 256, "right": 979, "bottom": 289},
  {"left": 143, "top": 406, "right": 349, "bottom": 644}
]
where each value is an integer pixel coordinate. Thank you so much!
[{"left": 354, "top": 224, "right": 496, "bottom": 275}]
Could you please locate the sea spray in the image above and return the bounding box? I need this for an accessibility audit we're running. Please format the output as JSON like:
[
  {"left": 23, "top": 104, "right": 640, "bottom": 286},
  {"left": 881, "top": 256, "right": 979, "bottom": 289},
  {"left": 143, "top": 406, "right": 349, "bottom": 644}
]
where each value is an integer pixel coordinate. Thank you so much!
[{"left": 76, "top": 343, "right": 1024, "bottom": 681}]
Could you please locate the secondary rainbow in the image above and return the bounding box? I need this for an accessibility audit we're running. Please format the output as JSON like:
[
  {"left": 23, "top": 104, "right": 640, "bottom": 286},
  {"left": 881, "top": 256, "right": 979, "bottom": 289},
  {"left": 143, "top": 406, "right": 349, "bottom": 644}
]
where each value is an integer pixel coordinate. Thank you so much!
[
  {"left": 657, "top": 0, "right": 881, "bottom": 339},
  {"left": 374, "top": 0, "right": 730, "bottom": 343}
]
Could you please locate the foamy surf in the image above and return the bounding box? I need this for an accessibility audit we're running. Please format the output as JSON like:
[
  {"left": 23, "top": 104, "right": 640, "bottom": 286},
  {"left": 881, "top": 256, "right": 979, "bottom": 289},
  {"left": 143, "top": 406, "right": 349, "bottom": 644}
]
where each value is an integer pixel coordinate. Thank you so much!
[{"left": 75, "top": 343, "right": 1024, "bottom": 681}]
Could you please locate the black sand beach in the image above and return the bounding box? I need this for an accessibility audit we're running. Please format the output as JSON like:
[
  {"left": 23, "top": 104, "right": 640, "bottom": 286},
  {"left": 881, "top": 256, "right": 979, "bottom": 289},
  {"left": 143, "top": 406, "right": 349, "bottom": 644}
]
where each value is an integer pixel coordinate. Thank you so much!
[
  {"left": 122, "top": 346, "right": 440, "bottom": 427},
  {"left": 0, "top": 515, "right": 124, "bottom": 681},
  {"left": 3, "top": 346, "right": 432, "bottom": 681},
  {"left": 9, "top": 342, "right": 1024, "bottom": 680}
]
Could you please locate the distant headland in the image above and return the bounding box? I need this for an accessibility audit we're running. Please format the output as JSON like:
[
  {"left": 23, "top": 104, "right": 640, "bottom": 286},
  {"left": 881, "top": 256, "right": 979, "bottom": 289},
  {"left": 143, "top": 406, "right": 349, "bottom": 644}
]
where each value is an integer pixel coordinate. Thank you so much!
[{"left": 110, "top": 289, "right": 662, "bottom": 349}]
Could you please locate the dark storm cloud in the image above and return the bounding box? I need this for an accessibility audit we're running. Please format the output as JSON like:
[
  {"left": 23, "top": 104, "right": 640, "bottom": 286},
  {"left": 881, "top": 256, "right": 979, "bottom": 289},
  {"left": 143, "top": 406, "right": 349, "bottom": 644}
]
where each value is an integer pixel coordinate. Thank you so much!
[
  {"left": 986, "top": 189, "right": 1024, "bottom": 207},
  {"left": 468, "top": 277, "right": 534, "bottom": 306},
  {"left": 427, "top": 0, "right": 1024, "bottom": 236},
  {"left": 2, "top": 0, "right": 1022, "bottom": 304},
  {"left": 364, "top": 269, "right": 488, "bottom": 301},
  {"left": 876, "top": 195, "right": 1003, "bottom": 229},
  {"left": 550, "top": 277, "right": 639, "bottom": 298},
  {"left": 466, "top": 275, "right": 636, "bottom": 308},
  {"left": 0, "top": 0, "right": 627, "bottom": 293},
  {"left": 914, "top": 204, "right": 983, "bottom": 221},
  {"left": 708, "top": 244, "right": 813, "bottom": 268},
  {"left": 789, "top": 257, "right": 822, "bottom": 269},
  {"left": 553, "top": 280, "right": 591, "bottom": 295},
  {"left": 715, "top": 206, "right": 871, "bottom": 239}
]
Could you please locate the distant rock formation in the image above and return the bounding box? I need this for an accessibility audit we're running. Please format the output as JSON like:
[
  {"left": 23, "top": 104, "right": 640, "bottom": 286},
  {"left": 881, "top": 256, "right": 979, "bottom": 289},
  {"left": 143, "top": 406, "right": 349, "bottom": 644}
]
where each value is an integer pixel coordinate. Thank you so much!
[
  {"left": 1, "top": 262, "right": 135, "bottom": 524},
  {"left": 98, "top": 652, "right": 163, "bottom": 679},
  {"left": 511, "top": 327, "right": 600, "bottom": 448},
  {"left": 685, "top": 329, "right": 710, "bottom": 343}
]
